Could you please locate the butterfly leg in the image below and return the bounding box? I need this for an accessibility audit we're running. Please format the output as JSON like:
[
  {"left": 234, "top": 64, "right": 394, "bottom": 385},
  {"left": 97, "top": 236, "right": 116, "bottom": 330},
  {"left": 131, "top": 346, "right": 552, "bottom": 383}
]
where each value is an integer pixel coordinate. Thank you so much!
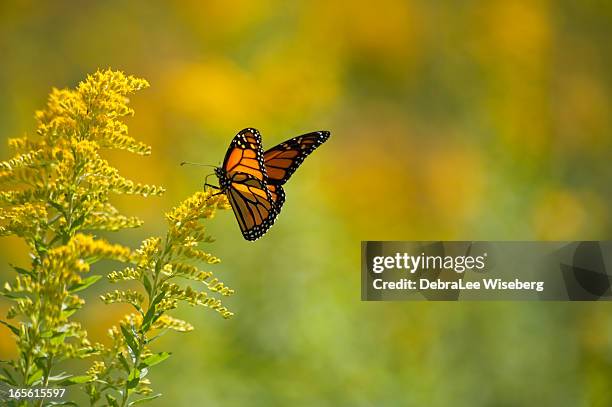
[
  {"left": 203, "top": 189, "right": 225, "bottom": 204},
  {"left": 203, "top": 174, "right": 224, "bottom": 199},
  {"left": 203, "top": 173, "right": 220, "bottom": 190}
]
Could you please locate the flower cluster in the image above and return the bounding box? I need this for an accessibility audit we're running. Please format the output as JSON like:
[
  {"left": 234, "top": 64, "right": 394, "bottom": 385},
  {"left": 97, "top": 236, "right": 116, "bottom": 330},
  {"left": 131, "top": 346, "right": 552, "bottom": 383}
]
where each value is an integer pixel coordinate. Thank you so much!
[
  {"left": 87, "top": 189, "right": 233, "bottom": 405},
  {"left": 0, "top": 70, "right": 162, "bottom": 397}
]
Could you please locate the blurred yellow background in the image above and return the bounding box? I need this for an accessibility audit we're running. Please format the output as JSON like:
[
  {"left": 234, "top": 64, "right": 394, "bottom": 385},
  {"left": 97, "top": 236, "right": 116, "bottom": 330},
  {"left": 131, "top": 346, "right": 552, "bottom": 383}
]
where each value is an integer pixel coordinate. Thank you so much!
[{"left": 1, "top": 1, "right": 612, "bottom": 405}]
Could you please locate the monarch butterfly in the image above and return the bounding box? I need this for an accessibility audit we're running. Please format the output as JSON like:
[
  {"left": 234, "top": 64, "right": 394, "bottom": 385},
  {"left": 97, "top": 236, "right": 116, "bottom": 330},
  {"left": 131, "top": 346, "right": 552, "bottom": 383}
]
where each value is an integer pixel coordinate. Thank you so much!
[{"left": 213, "top": 128, "right": 330, "bottom": 241}]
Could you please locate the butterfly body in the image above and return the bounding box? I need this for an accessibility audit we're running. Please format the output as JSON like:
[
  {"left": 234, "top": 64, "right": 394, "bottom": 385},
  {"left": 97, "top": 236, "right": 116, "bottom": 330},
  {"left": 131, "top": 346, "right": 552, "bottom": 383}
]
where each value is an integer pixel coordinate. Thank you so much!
[{"left": 215, "top": 128, "right": 329, "bottom": 241}]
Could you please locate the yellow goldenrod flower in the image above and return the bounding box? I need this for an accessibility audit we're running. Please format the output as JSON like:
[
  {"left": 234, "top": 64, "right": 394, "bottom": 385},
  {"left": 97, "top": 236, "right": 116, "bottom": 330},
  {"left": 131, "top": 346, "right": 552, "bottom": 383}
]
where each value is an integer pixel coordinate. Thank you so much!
[
  {"left": 0, "top": 69, "right": 162, "bottom": 399},
  {"left": 1, "top": 69, "right": 235, "bottom": 406},
  {"left": 93, "top": 188, "right": 233, "bottom": 405}
]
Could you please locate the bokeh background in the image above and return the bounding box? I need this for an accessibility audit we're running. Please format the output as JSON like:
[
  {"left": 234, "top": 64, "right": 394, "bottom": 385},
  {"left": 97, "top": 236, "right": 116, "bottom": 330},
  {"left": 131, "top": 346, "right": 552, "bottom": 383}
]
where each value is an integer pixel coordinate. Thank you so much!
[{"left": 1, "top": 1, "right": 612, "bottom": 405}]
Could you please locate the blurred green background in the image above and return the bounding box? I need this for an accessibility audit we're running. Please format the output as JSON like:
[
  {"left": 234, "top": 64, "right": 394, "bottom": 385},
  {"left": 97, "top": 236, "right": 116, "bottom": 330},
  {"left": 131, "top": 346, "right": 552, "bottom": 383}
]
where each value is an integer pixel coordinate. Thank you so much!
[{"left": 1, "top": 1, "right": 612, "bottom": 406}]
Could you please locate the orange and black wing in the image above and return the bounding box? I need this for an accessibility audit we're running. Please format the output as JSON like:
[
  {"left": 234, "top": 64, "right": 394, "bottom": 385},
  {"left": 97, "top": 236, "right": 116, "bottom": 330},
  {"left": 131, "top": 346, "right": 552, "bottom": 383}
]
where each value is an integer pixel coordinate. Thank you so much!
[
  {"left": 223, "top": 128, "right": 267, "bottom": 181},
  {"left": 266, "top": 184, "right": 286, "bottom": 209},
  {"left": 263, "top": 131, "right": 330, "bottom": 186},
  {"left": 227, "top": 173, "right": 279, "bottom": 241}
]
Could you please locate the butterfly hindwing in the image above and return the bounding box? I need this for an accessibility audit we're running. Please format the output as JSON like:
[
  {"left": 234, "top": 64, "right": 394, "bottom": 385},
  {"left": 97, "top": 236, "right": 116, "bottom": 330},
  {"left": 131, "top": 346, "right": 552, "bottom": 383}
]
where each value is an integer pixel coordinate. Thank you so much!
[
  {"left": 227, "top": 173, "right": 278, "bottom": 241},
  {"left": 263, "top": 131, "right": 330, "bottom": 186},
  {"left": 267, "top": 184, "right": 286, "bottom": 209}
]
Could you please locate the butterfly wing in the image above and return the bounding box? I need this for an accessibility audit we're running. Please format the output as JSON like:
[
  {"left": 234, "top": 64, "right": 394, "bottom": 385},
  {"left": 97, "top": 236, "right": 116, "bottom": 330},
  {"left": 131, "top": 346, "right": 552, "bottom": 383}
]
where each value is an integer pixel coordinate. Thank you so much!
[
  {"left": 263, "top": 131, "right": 330, "bottom": 186},
  {"left": 222, "top": 128, "right": 267, "bottom": 181},
  {"left": 267, "top": 184, "right": 286, "bottom": 209},
  {"left": 221, "top": 129, "right": 279, "bottom": 241},
  {"left": 227, "top": 173, "right": 279, "bottom": 241}
]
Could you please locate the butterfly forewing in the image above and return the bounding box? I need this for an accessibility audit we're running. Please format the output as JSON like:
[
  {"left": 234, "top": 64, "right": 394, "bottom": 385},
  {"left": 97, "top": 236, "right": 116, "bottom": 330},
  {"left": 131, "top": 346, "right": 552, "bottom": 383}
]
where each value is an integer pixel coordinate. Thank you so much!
[
  {"left": 223, "top": 128, "right": 267, "bottom": 181},
  {"left": 263, "top": 131, "right": 330, "bottom": 186}
]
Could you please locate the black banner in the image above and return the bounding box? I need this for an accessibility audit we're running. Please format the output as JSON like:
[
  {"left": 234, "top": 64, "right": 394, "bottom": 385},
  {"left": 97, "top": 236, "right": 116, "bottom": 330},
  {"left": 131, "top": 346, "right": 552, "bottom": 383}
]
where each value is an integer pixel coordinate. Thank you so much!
[{"left": 361, "top": 241, "right": 612, "bottom": 301}]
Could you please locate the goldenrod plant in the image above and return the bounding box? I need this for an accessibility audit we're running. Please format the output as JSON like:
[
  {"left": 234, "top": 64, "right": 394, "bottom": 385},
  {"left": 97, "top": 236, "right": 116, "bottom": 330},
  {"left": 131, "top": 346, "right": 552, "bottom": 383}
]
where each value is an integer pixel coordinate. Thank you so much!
[
  {"left": 0, "top": 70, "right": 234, "bottom": 406},
  {"left": 88, "top": 190, "right": 233, "bottom": 406},
  {"left": 0, "top": 69, "right": 162, "bottom": 405}
]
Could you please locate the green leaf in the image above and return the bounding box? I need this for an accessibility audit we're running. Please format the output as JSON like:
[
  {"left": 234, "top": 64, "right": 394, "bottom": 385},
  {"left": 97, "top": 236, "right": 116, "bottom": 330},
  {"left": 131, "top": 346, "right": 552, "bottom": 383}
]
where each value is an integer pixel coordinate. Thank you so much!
[
  {"left": 48, "top": 200, "right": 66, "bottom": 214},
  {"left": 25, "top": 368, "right": 43, "bottom": 385},
  {"left": 40, "top": 329, "right": 53, "bottom": 338},
  {"left": 35, "top": 244, "right": 48, "bottom": 255},
  {"left": 141, "top": 292, "right": 165, "bottom": 333},
  {"left": 10, "top": 264, "right": 34, "bottom": 277},
  {"left": 0, "top": 290, "right": 27, "bottom": 300},
  {"left": 34, "top": 356, "right": 50, "bottom": 370},
  {"left": 68, "top": 275, "right": 102, "bottom": 293},
  {"left": 120, "top": 325, "right": 139, "bottom": 355},
  {"left": 70, "top": 213, "right": 87, "bottom": 230},
  {"left": 140, "top": 308, "right": 157, "bottom": 334},
  {"left": 126, "top": 368, "right": 140, "bottom": 389},
  {"left": 50, "top": 332, "right": 67, "bottom": 346},
  {"left": 106, "top": 394, "right": 120, "bottom": 407},
  {"left": 0, "top": 320, "right": 20, "bottom": 335},
  {"left": 143, "top": 274, "right": 152, "bottom": 296},
  {"left": 47, "top": 372, "right": 72, "bottom": 382},
  {"left": 58, "top": 375, "right": 93, "bottom": 386},
  {"left": 150, "top": 291, "right": 166, "bottom": 308},
  {"left": 118, "top": 352, "right": 131, "bottom": 373},
  {"left": 138, "top": 352, "right": 170, "bottom": 369},
  {"left": 61, "top": 308, "right": 78, "bottom": 318},
  {"left": 129, "top": 394, "right": 162, "bottom": 405},
  {"left": 1, "top": 367, "right": 17, "bottom": 385},
  {"left": 0, "top": 373, "right": 16, "bottom": 385},
  {"left": 76, "top": 347, "right": 98, "bottom": 359},
  {"left": 44, "top": 402, "right": 78, "bottom": 406}
]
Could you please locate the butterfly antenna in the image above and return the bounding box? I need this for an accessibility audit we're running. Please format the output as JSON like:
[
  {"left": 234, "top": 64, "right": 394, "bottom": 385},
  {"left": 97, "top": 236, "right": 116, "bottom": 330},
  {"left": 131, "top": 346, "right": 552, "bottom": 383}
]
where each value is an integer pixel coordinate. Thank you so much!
[{"left": 180, "top": 161, "right": 217, "bottom": 168}]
